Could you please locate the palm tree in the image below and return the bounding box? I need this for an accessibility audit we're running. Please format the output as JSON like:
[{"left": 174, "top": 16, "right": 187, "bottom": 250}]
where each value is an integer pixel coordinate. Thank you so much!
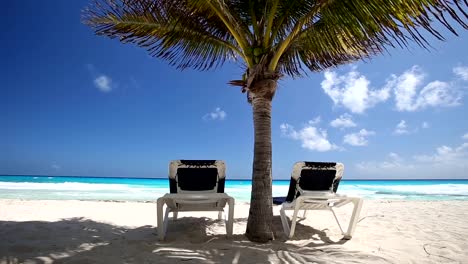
[{"left": 83, "top": 0, "right": 467, "bottom": 242}]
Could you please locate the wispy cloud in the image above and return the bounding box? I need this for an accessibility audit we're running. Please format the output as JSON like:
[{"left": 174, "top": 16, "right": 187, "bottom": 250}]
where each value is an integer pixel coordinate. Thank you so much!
[
  {"left": 357, "top": 152, "right": 404, "bottom": 171},
  {"left": 343, "top": 129, "right": 375, "bottom": 146},
  {"left": 51, "top": 163, "right": 60, "bottom": 170},
  {"left": 86, "top": 63, "right": 96, "bottom": 72},
  {"left": 388, "top": 152, "right": 403, "bottom": 162},
  {"left": 87, "top": 64, "right": 114, "bottom": 93},
  {"left": 280, "top": 122, "right": 338, "bottom": 152},
  {"left": 413, "top": 143, "right": 468, "bottom": 164},
  {"left": 422, "top": 122, "right": 430, "bottom": 129},
  {"left": 356, "top": 141, "right": 468, "bottom": 179},
  {"left": 462, "top": 133, "right": 468, "bottom": 140},
  {"left": 330, "top": 113, "right": 357, "bottom": 129},
  {"left": 307, "top": 116, "right": 321, "bottom": 125},
  {"left": 453, "top": 65, "right": 468, "bottom": 81},
  {"left": 387, "top": 66, "right": 461, "bottom": 111},
  {"left": 94, "top": 75, "right": 112, "bottom": 92},
  {"left": 203, "top": 107, "right": 227, "bottom": 121},
  {"left": 129, "top": 76, "right": 141, "bottom": 89},
  {"left": 321, "top": 67, "right": 390, "bottom": 114},
  {"left": 356, "top": 153, "right": 410, "bottom": 174},
  {"left": 358, "top": 133, "right": 468, "bottom": 178},
  {"left": 394, "top": 120, "right": 409, "bottom": 135}
]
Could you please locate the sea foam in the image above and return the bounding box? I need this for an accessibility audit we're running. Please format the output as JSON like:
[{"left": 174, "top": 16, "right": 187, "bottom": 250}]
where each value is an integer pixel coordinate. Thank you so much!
[{"left": 1, "top": 176, "right": 467, "bottom": 202}]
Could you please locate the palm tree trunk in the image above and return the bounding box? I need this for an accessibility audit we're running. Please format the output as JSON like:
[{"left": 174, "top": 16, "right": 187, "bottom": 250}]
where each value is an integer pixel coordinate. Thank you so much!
[{"left": 246, "top": 94, "right": 274, "bottom": 242}]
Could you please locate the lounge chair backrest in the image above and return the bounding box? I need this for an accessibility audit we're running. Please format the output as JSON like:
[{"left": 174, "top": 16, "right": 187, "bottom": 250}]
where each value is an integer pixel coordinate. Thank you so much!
[
  {"left": 169, "top": 160, "right": 226, "bottom": 193},
  {"left": 285, "top": 161, "right": 344, "bottom": 202}
]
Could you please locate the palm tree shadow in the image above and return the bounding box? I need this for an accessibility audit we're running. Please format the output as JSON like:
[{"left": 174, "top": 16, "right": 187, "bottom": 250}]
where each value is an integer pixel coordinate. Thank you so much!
[
  {"left": 0, "top": 217, "right": 386, "bottom": 264},
  {"left": 271, "top": 215, "right": 348, "bottom": 246}
]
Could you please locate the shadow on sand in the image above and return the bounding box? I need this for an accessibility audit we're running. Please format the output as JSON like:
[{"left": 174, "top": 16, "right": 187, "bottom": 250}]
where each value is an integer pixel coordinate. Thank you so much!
[{"left": 0, "top": 216, "right": 388, "bottom": 264}]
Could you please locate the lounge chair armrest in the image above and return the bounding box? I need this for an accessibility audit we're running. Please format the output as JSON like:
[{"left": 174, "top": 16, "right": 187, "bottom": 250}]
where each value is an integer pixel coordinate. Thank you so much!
[
  {"left": 282, "top": 195, "right": 361, "bottom": 208},
  {"left": 160, "top": 193, "right": 234, "bottom": 201}
]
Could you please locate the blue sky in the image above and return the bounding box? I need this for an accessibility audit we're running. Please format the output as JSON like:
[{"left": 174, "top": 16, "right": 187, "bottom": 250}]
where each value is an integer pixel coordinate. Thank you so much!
[{"left": 2, "top": 1, "right": 468, "bottom": 179}]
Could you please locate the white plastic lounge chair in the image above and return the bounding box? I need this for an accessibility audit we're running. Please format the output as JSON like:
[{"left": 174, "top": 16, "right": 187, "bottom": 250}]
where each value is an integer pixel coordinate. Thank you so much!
[
  {"left": 278, "top": 161, "right": 363, "bottom": 240},
  {"left": 156, "top": 160, "right": 235, "bottom": 240}
]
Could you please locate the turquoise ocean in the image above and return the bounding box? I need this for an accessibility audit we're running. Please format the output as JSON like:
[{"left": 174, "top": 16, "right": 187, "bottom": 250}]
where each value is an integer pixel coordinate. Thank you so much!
[{"left": 1, "top": 176, "right": 468, "bottom": 202}]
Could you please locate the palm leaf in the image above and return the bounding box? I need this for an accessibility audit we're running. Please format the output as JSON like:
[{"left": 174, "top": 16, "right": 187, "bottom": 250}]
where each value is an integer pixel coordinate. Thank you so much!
[
  {"left": 269, "top": 0, "right": 467, "bottom": 74},
  {"left": 83, "top": 0, "right": 467, "bottom": 75},
  {"left": 83, "top": 0, "right": 244, "bottom": 70}
]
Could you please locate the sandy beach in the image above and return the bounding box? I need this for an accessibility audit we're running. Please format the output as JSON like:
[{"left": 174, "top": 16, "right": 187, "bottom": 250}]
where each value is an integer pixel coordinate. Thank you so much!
[{"left": 1, "top": 199, "right": 467, "bottom": 263}]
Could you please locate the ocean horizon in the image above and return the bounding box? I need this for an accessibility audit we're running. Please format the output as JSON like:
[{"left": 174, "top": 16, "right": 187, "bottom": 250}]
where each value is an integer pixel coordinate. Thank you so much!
[{"left": 1, "top": 175, "right": 468, "bottom": 202}]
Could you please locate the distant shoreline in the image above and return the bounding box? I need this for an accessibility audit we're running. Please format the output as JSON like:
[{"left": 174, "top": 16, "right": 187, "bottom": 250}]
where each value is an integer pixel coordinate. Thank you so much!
[
  {"left": 2, "top": 176, "right": 468, "bottom": 201},
  {"left": 1, "top": 174, "right": 467, "bottom": 181}
]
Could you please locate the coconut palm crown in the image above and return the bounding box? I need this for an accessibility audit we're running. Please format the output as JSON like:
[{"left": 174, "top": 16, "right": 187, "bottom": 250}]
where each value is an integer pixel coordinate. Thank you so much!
[{"left": 83, "top": 0, "right": 467, "bottom": 242}]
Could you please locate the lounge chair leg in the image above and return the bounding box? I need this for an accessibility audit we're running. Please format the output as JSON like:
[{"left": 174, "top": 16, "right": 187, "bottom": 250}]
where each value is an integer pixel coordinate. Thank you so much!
[
  {"left": 331, "top": 208, "right": 345, "bottom": 235},
  {"left": 172, "top": 211, "right": 178, "bottom": 219},
  {"left": 163, "top": 207, "right": 172, "bottom": 238},
  {"left": 289, "top": 206, "right": 300, "bottom": 238},
  {"left": 218, "top": 210, "right": 223, "bottom": 220},
  {"left": 280, "top": 207, "right": 291, "bottom": 238},
  {"left": 281, "top": 199, "right": 305, "bottom": 239},
  {"left": 225, "top": 197, "right": 234, "bottom": 237},
  {"left": 343, "top": 198, "right": 363, "bottom": 239},
  {"left": 157, "top": 198, "right": 166, "bottom": 240}
]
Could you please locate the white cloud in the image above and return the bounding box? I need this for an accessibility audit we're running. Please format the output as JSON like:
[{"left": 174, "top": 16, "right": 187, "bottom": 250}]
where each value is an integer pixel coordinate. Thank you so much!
[
  {"left": 203, "top": 107, "right": 227, "bottom": 121},
  {"left": 463, "top": 133, "right": 468, "bottom": 140},
  {"left": 413, "top": 143, "right": 468, "bottom": 164},
  {"left": 308, "top": 116, "right": 321, "bottom": 125},
  {"left": 417, "top": 81, "right": 460, "bottom": 107},
  {"left": 51, "top": 164, "right": 60, "bottom": 170},
  {"left": 356, "top": 142, "right": 468, "bottom": 179},
  {"left": 387, "top": 66, "right": 461, "bottom": 111},
  {"left": 280, "top": 124, "right": 298, "bottom": 138},
  {"left": 343, "top": 129, "right": 375, "bottom": 146},
  {"left": 94, "top": 75, "right": 112, "bottom": 92},
  {"left": 330, "top": 113, "right": 357, "bottom": 129},
  {"left": 453, "top": 65, "right": 468, "bottom": 81},
  {"left": 357, "top": 152, "right": 405, "bottom": 171},
  {"left": 321, "top": 68, "right": 391, "bottom": 114},
  {"left": 280, "top": 123, "right": 338, "bottom": 152},
  {"left": 388, "top": 66, "right": 424, "bottom": 111},
  {"left": 422, "top": 122, "right": 430, "bottom": 129},
  {"left": 321, "top": 65, "right": 464, "bottom": 114},
  {"left": 394, "top": 120, "right": 409, "bottom": 135},
  {"left": 388, "top": 152, "right": 402, "bottom": 162},
  {"left": 356, "top": 152, "right": 407, "bottom": 171}
]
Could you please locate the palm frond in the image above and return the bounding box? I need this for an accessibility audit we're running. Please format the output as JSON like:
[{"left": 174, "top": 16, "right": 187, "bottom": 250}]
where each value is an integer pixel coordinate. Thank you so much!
[
  {"left": 269, "top": 0, "right": 467, "bottom": 74},
  {"left": 83, "top": 0, "right": 467, "bottom": 76},
  {"left": 188, "top": 1, "right": 253, "bottom": 49},
  {"left": 83, "top": 0, "right": 243, "bottom": 70}
]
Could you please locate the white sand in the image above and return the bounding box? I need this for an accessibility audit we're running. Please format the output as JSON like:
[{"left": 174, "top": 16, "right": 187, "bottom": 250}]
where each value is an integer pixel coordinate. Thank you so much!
[{"left": 1, "top": 199, "right": 468, "bottom": 263}]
